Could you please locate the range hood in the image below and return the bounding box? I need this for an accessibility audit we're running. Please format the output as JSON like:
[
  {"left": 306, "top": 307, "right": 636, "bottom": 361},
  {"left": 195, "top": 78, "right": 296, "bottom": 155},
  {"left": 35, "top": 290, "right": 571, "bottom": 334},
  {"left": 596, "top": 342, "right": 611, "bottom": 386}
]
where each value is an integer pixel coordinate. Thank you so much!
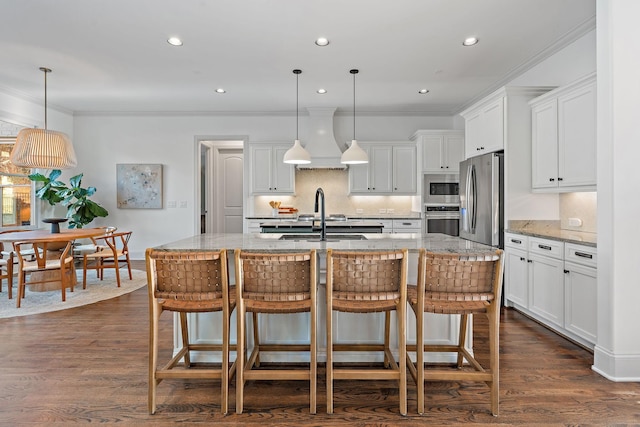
[{"left": 297, "top": 107, "right": 347, "bottom": 169}]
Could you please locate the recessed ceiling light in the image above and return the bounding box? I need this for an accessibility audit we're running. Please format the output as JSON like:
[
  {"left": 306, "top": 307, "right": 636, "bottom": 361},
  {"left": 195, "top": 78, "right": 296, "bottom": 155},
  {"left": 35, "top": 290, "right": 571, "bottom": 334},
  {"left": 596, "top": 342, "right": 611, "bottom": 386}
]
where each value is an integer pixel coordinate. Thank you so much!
[
  {"left": 317, "top": 89, "right": 327, "bottom": 94},
  {"left": 418, "top": 89, "right": 429, "bottom": 94},
  {"left": 215, "top": 88, "right": 226, "bottom": 94},
  {"left": 167, "top": 37, "right": 183, "bottom": 46},
  {"left": 315, "top": 37, "right": 330, "bottom": 46},
  {"left": 462, "top": 37, "right": 479, "bottom": 46}
]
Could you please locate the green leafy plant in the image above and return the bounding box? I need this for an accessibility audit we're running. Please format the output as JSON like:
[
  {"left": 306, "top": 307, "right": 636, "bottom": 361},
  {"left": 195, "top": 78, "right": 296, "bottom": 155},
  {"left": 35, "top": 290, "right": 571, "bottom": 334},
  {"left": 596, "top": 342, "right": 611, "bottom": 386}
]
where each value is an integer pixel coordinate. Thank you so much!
[{"left": 29, "top": 169, "right": 109, "bottom": 229}]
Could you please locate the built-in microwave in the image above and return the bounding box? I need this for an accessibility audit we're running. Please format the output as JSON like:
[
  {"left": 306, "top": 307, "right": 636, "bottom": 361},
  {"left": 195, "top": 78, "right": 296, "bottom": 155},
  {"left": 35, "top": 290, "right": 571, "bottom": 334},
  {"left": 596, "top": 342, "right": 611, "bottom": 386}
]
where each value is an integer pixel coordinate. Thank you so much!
[{"left": 423, "top": 174, "right": 459, "bottom": 204}]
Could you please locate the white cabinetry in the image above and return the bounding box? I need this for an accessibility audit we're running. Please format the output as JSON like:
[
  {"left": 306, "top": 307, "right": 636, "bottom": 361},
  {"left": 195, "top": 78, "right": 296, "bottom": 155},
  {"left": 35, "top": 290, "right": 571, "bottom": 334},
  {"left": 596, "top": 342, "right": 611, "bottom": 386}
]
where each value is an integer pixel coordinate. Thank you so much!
[
  {"left": 411, "top": 130, "right": 465, "bottom": 173},
  {"left": 530, "top": 74, "right": 596, "bottom": 192},
  {"left": 460, "top": 96, "right": 505, "bottom": 158},
  {"left": 563, "top": 244, "right": 597, "bottom": 344},
  {"left": 249, "top": 143, "right": 295, "bottom": 194},
  {"left": 504, "top": 233, "right": 529, "bottom": 308},
  {"left": 504, "top": 232, "right": 597, "bottom": 349},
  {"left": 349, "top": 142, "right": 417, "bottom": 195},
  {"left": 528, "top": 237, "right": 565, "bottom": 328}
]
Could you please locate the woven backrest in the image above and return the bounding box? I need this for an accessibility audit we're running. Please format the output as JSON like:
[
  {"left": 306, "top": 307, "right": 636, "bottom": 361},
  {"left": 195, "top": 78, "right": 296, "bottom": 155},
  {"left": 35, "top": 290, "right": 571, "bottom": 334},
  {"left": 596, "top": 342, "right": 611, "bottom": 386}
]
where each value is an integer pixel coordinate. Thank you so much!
[
  {"left": 328, "top": 250, "right": 405, "bottom": 300},
  {"left": 237, "top": 251, "right": 314, "bottom": 302},
  {"left": 422, "top": 251, "right": 503, "bottom": 301},
  {"left": 147, "top": 249, "right": 227, "bottom": 301}
]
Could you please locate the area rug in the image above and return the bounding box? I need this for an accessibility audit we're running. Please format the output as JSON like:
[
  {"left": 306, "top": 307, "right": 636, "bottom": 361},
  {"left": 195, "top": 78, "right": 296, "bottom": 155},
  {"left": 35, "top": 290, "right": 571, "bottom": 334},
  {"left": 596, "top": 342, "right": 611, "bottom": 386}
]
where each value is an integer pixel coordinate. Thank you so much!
[{"left": 0, "top": 269, "right": 147, "bottom": 319}]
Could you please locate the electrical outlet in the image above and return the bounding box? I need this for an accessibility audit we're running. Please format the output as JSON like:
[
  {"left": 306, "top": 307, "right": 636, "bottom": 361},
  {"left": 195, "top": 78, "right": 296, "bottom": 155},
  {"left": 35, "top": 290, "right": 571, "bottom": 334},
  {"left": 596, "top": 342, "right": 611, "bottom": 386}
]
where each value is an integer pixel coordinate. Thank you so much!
[
  {"left": 379, "top": 208, "right": 387, "bottom": 214},
  {"left": 167, "top": 200, "right": 177, "bottom": 208},
  {"left": 387, "top": 208, "right": 394, "bottom": 214},
  {"left": 179, "top": 201, "right": 188, "bottom": 208},
  {"left": 568, "top": 217, "right": 582, "bottom": 227},
  {"left": 356, "top": 208, "right": 363, "bottom": 214}
]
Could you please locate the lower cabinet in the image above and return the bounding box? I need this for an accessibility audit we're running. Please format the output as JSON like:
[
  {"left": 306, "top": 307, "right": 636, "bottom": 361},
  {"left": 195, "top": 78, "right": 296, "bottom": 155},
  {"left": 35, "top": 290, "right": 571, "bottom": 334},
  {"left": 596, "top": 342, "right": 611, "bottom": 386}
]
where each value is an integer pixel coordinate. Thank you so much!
[{"left": 504, "top": 232, "right": 597, "bottom": 349}]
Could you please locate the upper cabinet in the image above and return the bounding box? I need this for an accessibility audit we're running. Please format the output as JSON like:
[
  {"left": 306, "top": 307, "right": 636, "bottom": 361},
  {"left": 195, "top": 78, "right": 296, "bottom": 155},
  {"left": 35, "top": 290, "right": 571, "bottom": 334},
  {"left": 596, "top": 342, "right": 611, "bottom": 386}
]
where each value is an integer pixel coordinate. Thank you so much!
[
  {"left": 530, "top": 74, "right": 597, "bottom": 192},
  {"left": 460, "top": 96, "right": 505, "bottom": 158},
  {"left": 411, "top": 130, "right": 465, "bottom": 173},
  {"left": 349, "top": 142, "right": 417, "bottom": 194},
  {"left": 249, "top": 143, "right": 295, "bottom": 194}
]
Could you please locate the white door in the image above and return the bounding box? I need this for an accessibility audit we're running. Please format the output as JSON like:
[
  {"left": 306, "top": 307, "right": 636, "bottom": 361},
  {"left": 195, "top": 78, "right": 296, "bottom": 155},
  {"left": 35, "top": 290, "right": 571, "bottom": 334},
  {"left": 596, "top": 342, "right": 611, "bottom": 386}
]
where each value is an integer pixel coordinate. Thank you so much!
[{"left": 214, "top": 148, "right": 244, "bottom": 233}]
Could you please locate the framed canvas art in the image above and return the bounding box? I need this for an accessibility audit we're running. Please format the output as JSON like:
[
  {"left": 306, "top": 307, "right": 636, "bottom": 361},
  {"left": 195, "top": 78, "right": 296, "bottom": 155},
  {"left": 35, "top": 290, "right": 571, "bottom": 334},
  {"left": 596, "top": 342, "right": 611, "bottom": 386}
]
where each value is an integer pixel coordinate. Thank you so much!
[{"left": 116, "top": 164, "right": 163, "bottom": 209}]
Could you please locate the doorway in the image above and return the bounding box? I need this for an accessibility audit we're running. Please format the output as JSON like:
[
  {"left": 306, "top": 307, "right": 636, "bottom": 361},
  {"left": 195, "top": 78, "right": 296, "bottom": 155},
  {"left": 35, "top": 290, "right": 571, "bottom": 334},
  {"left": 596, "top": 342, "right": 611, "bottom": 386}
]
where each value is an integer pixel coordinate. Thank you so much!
[{"left": 198, "top": 139, "right": 244, "bottom": 234}]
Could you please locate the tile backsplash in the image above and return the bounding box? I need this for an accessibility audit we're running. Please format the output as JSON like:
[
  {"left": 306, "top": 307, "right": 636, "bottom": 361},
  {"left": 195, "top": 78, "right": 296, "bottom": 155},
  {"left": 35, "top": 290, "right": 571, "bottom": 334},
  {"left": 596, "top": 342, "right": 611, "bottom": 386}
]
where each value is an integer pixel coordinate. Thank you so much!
[
  {"left": 559, "top": 192, "right": 596, "bottom": 233},
  {"left": 252, "top": 169, "right": 417, "bottom": 216}
]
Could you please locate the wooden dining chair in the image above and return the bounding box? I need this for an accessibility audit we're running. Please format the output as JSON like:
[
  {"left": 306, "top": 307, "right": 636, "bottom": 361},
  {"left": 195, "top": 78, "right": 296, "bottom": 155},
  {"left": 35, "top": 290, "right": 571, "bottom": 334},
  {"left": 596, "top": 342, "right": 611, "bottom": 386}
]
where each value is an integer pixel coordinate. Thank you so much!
[
  {"left": 234, "top": 249, "right": 318, "bottom": 414},
  {"left": 82, "top": 231, "right": 132, "bottom": 288},
  {"left": 406, "top": 249, "right": 505, "bottom": 415},
  {"left": 146, "top": 248, "right": 236, "bottom": 415},
  {"left": 0, "top": 245, "right": 14, "bottom": 299},
  {"left": 325, "top": 249, "right": 408, "bottom": 415},
  {"left": 14, "top": 240, "right": 75, "bottom": 308}
]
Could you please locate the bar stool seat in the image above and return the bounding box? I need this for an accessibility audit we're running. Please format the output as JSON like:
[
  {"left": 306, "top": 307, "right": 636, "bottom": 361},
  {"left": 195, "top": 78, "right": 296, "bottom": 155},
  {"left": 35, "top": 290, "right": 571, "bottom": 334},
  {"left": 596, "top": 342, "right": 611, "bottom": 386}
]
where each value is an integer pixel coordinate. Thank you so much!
[
  {"left": 146, "top": 248, "right": 236, "bottom": 415},
  {"left": 406, "top": 249, "right": 504, "bottom": 416},
  {"left": 325, "top": 249, "right": 408, "bottom": 416}
]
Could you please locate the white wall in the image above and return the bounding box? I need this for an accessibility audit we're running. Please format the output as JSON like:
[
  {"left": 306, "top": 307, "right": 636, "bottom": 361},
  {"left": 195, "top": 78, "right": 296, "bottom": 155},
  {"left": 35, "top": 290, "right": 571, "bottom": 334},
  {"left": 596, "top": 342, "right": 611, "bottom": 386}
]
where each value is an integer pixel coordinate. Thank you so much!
[{"left": 73, "top": 113, "right": 453, "bottom": 258}]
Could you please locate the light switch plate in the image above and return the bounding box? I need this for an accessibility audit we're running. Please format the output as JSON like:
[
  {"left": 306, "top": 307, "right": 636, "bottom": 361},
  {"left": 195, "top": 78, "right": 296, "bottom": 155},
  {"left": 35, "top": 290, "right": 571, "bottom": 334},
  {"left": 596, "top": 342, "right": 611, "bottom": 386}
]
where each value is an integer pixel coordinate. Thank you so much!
[{"left": 568, "top": 217, "right": 582, "bottom": 227}]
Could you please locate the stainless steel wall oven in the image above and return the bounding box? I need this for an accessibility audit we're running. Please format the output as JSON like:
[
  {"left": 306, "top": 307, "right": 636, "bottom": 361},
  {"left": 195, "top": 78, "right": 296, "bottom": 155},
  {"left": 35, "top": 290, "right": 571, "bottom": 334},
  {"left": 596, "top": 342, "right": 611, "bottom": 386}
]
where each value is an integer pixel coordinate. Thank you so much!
[{"left": 424, "top": 204, "right": 460, "bottom": 237}]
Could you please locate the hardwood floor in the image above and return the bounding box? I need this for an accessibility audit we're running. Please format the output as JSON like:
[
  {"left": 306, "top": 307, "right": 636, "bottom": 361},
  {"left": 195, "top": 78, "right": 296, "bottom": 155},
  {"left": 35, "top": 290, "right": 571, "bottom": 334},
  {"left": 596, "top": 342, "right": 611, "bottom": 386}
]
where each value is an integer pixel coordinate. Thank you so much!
[{"left": 1, "top": 260, "right": 638, "bottom": 426}]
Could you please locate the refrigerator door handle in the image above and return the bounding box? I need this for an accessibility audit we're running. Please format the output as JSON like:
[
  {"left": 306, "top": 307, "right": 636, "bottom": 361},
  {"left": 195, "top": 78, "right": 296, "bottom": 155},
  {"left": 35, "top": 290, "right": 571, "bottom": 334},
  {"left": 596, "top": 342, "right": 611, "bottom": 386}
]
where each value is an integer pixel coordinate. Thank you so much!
[{"left": 470, "top": 163, "right": 477, "bottom": 232}]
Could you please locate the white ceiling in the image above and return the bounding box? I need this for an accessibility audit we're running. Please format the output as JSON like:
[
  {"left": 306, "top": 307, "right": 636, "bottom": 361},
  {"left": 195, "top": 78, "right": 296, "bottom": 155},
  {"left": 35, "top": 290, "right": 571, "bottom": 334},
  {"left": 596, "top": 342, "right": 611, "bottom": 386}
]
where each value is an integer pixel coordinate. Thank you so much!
[{"left": 0, "top": 0, "right": 595, "bottom": 115}]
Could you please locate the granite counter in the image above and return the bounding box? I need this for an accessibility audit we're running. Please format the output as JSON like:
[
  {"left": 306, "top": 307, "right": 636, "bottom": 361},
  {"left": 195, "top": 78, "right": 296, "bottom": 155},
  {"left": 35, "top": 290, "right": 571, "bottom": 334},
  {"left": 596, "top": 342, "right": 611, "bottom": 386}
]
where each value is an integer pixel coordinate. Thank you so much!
[{"left": 506, "top": 221, "right": 597, "bottom": 247}]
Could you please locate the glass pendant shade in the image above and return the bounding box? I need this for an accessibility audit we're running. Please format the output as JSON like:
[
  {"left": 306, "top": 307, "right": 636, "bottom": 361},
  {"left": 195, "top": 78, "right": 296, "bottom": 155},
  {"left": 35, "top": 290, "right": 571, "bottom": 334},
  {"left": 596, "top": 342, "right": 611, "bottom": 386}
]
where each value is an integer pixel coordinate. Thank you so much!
[
  {"left": 341, "top": 139, "right": 368, "bottom": 164},
  {"left": 11, "top": 128, "right": 77, "bottom": 169},
  {"left": 341, "top": 68, "right": 368, "bottom": 164},
  {"left": 283, "top": 139, "right": 311, "bottom": 164},
  {"left": 284, "top": 69, "right": 311, "bottom": 165},
  {"left": 9, "top": 67, "right": 78, "bottom": 169}
]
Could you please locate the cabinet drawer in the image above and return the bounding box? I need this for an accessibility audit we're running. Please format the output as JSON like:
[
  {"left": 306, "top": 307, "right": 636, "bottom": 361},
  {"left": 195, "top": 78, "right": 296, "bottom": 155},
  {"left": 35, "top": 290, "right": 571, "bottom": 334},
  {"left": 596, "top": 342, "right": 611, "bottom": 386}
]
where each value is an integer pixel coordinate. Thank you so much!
[
  {"left": 529, "top": 237, "right": 563, "bottom": 259},
  {"left": 393, "top": 219, "right": 422, "bottom": 230},
  {"left": 565, "top": 244, "right": 597, "bottom": 268},
  {"left": 379, "top": 220, "right": 394, "bottom": 233},
  {"left": 505, "top": 232, "right": 528, "bottom": 249}
]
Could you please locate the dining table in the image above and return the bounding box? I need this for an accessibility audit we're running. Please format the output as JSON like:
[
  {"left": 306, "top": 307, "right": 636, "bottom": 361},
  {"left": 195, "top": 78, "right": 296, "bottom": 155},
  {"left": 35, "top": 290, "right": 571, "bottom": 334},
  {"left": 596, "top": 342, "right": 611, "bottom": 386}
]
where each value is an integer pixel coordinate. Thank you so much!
[{"left": 0, "top": 227, "right": 109, "bottom": 292}]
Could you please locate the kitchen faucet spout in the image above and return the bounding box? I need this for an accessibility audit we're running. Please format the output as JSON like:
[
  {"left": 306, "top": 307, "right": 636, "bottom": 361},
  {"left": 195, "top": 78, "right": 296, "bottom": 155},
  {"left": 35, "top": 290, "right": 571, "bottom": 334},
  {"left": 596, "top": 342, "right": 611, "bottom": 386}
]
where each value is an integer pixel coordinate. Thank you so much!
[{"left": 314, "top": 187, "right": 326, "bottom": 241}]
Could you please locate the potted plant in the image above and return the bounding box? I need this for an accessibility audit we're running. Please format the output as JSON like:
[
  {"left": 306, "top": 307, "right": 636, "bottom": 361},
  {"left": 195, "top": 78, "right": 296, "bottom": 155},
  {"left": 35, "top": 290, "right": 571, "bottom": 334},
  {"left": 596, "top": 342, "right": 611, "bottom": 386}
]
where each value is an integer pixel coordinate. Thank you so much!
[{"left": 29, "top": 169, "right": 109, "bottom": 229}]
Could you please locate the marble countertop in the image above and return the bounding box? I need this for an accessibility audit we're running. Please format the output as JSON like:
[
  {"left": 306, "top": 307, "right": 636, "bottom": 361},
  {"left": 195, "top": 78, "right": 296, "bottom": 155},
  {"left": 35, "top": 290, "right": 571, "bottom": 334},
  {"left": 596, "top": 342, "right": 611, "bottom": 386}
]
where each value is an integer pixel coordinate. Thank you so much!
[
  {"left": 154, "top": 232, "right": 496, "bottom": 254},
  {"left": 506, "top": 221, "right": 597, "bottom": 247}
]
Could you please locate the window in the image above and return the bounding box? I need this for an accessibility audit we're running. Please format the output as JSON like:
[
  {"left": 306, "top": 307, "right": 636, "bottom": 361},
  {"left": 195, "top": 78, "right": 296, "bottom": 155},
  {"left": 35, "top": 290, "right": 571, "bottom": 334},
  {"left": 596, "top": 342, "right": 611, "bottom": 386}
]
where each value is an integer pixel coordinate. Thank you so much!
[{"left": 0, "top": 138, "right": 32, "bottom": 227}]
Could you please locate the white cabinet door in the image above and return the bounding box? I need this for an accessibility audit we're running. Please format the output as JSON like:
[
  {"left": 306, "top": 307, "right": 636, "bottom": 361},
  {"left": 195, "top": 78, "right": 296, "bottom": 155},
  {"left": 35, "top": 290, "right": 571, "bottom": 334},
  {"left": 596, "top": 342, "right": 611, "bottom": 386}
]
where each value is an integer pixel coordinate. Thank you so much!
[
  {"left": 272, "top": 146, "right": 294, "bottom": 193},
  {"left": 531, "top": 98, "right": 559, "bottom": 189},
  {"left": 442, "top": 135, "right": 464, "bottom": 172},
  {"left": 481, "top": 97, "right": 505, "bottom": 154},
  {"left": 251, "top": 145, "right": 274, "bottom": 193},
  {"left": 250, "top": 144, "right": 294, "bottom": 194},
  {"left": 563, "top": 261, "right": 597, "bottom": 344},
  {"left": 505, "top": 248, "right": 528, "bottom": 308},
  {"left": 558, "top": 81, "right": 597, "bottom": 188},
  {"left": 422, "top": 135, "right": 444, "bottom": 172},
  {"left": 370, "top": 145, "right": 393, "bottom": 193},
  {"left": 392, "top": 145, "right": 417, "bottom": 193},
  {"left": 529, "top": 252, "right": 565, "bottom": 328},
  {"left": 464, "top": 111, "right": 483, "bottom": 158}
]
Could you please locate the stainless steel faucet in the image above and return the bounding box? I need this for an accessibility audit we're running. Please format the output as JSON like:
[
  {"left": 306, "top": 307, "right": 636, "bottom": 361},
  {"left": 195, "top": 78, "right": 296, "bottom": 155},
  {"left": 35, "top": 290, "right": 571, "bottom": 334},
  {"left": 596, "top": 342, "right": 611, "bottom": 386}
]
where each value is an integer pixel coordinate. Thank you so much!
[{"left": 314, "top": 187, "right": 326, "bottom": 241}]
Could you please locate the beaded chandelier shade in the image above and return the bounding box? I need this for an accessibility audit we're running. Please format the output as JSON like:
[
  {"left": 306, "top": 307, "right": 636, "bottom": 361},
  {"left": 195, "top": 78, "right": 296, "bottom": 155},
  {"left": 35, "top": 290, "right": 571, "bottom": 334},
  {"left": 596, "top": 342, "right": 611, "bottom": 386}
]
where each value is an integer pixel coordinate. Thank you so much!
[{"left": 10, "top": 67, "right": 77, "bottom": 169}]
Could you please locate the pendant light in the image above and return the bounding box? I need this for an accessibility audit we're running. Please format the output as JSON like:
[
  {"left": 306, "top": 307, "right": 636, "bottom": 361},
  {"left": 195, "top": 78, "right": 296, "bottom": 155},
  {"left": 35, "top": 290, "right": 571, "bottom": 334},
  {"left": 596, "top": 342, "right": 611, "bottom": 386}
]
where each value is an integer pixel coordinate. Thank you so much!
[
  {"left": 283, "top": 69, "right": 311, "bottom": 164},
  {"left": 10, "top": 67, "right": 77, "bottom": 169},
  {"left": 341, "top": 69, "right": 368, "bottom": 164}
]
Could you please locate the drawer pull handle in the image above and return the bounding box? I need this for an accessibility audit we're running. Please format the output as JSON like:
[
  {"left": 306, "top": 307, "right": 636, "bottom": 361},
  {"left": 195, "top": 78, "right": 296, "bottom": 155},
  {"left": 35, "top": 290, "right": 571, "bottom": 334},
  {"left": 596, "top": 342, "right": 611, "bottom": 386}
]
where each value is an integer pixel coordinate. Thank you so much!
[
  {"left": 538, "top": 244, "right": 552, "bottom": 250},
  {"left": 510, "top": 239, "right": 522, "bottom": 244},
  {"left": 564, "top": 269, "right": 570, "bottom": 274},
  {"left": 575, "top": 251, "right": 593, "bottom": 259}
]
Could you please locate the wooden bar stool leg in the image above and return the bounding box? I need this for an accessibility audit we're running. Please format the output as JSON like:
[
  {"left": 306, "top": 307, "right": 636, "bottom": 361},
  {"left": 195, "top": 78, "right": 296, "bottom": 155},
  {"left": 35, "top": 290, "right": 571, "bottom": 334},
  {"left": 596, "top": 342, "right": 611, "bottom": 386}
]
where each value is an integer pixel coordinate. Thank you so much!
[
  {"left": 236, "top": 301, "right": 246, "bottom": 414},
  {"left": 457, "top": 313, "right": 469, "bottom": 368},
  {"left": 252, "top": 312, "right": 260, "bottom": 367},
  {"left": 326, "top": 286, "right": 334, "bottom": 414},
  {"left": 179, "top": 312, "right": 191, "bottom": 367}
]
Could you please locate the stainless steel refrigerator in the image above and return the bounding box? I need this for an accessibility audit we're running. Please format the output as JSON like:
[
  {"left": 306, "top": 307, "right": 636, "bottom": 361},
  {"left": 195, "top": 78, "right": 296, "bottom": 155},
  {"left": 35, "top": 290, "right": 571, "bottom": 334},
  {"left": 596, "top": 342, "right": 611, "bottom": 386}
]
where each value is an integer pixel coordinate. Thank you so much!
[{"left": 459, "top": 151, "right": 504, "bottom": 248}]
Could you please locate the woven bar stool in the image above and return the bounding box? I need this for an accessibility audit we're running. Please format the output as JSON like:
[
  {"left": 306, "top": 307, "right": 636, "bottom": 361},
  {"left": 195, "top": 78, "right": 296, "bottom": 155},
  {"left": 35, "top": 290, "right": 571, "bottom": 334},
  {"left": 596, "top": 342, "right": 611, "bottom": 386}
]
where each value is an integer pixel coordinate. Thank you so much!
[
  {"left": 234, "top": 249, "right": 317, "bottom": 414},
  {"left": 325, "top": 249, "right": 408, "bottom": 416},
  {"left": 146, "top": 249, "right": 236, "bottom": 415},
  {"left": 406, "top": 249, "right": 504, "bottom": 415}
]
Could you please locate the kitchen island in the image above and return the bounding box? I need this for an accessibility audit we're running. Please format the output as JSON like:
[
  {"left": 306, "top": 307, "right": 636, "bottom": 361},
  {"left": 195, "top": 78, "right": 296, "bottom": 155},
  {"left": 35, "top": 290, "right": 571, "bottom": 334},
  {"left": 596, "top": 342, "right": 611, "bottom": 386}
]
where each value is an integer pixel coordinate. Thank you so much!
[{"left": 153, "top": 233, "right": 497, "bottom": 364}]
